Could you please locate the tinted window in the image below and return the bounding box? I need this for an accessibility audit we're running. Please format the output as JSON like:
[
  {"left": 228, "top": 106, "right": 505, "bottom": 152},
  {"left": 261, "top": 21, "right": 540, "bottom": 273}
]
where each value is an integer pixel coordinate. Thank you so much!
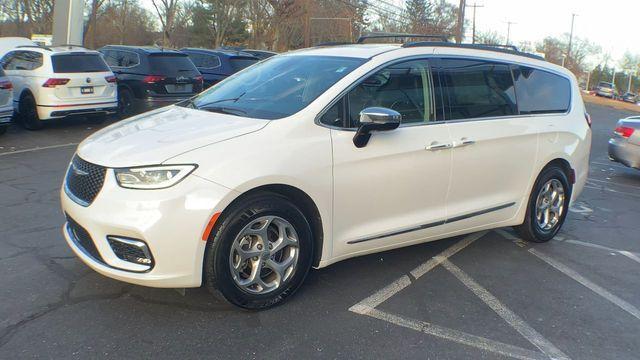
[
  {"left": 189, "top": 55, "right": 364, "bottom": 120},
  {"left": 230, "top": 57, "right": 258, "bottom": 72},
  {"left": 440, "top": 59, "right": 516, "bottom": 120},
  {"left": 320, "top": 98, "right": 346, "bottom": 127},
  {"left": 2, "top": 51, "right": 42, "bottom": 70},
  {"left": 512, "top": 66, "right": 571, "bottom": 114},
  {"left": 186, "top": 53, "right": 221, "bottom": 69},
  {"left": 101, "top": 50, "right": 138, "bottom": 68},
  {"left": 148, "top": 54, "right": 199, "bottom": 76},
  {"left": 52, "top": 54, "right": 109, "bottom": 73},
  {"left": 346, "top": 59, "right": 435, "bottom": 127},
  {"left": 598, "top": 82, "right": 613, "bottom": 89}
]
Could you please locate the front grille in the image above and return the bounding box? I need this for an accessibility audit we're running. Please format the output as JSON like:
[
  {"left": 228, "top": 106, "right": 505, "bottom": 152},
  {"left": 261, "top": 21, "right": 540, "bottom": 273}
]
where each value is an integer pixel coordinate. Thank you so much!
[
  {"left": 66, "top": 216, "right": 104, "bottom": 262},
  {"left": 65, "top": 155, "right": 106, "bottom": 206}
]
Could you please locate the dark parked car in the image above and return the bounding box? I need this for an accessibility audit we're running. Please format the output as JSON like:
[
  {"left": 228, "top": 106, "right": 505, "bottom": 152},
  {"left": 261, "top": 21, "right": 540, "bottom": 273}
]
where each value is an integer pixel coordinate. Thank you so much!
[
  {"left": 180, "top": 48, "right": 259, "bottom": 89},
  {"left": 622, "top": 92, "right": 638, "bottom": 103},
  {"left": 218, "top": 46, "right": 277, "bottom": 60},
  {"left": 98, "top": 45, "right": 203, "bottom": 117}
]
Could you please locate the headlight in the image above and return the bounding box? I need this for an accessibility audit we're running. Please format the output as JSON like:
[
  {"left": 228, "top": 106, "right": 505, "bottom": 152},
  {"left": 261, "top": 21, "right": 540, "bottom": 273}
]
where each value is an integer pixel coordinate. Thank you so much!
[{"left": 114, "top": 165, "right": 197, "bottom": 189}]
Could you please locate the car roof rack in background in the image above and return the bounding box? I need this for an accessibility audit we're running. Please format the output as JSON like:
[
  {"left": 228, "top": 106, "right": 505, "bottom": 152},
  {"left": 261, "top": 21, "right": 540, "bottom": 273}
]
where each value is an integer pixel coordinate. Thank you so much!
[
  {"left": 356, "top": 33, "right": 450, "bottom": 44},
  {"left": 17, "top": 45, "right": 52, "bottom": 51},
  {"left": 402, "top": 41, "right": 545, "bottom": 61},
  {"left": 315, "top": 41, "right": 353, "bottom": 47}
]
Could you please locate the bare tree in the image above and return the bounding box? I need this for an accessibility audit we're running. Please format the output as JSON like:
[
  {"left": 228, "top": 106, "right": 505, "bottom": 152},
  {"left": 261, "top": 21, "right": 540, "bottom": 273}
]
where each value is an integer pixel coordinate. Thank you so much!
[{"left": 151, "top": 0, "right": 180, "bottom": 46}]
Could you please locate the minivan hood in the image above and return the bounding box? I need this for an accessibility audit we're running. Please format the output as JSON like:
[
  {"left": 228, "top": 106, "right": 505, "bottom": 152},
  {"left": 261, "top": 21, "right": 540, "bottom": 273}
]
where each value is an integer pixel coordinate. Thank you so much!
[{"left": 77, "top": 106, "right": 269, "bottom": 167}]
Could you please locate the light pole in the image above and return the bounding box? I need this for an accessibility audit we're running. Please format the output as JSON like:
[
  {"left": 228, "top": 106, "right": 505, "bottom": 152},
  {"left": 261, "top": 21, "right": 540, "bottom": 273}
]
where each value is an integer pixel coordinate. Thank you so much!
[
  {"left": 456, "top": 0, "right": 466, "bottom": 43},
  {"left": 567, "top": 13, "right": 577, "bottom": 68},
  {"left": 466, "top": 2, "right": 484, "bottom": 44}
]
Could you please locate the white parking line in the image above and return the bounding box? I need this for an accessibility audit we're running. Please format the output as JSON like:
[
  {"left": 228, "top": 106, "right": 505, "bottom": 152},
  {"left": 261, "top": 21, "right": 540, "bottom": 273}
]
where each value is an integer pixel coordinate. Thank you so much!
[
  {"left": 562, "top": 239, "right": 640, "bottom": 265},
  {"left": 366, "top": 308, "right": 549, "bottom": 360},
  {"left": 0, "top": 142, "right": 78, "bottom": 156},
  {"left": 584, "top": 184, "right": 640, "bottom": 198},
  {"left": 587, "top": 178, "right": 640, "bottom": 190},
  {"left": 529, "top": 248, "right": 640, "bottom": 321},
  {"left": 442, "top": 259, "right": 571, "bottom": 360},
  {"left": 350, "top": 231, "right": 569, "bottom": 360},
  {"left": 350, "top": 231, "right": 487, "bottom": 315}
]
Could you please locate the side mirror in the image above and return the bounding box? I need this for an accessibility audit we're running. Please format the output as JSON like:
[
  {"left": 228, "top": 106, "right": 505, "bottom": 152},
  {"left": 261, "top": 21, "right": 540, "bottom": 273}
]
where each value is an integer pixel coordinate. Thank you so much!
[{"left": 353, "top": 107, "right": 401, "bottom": 148}]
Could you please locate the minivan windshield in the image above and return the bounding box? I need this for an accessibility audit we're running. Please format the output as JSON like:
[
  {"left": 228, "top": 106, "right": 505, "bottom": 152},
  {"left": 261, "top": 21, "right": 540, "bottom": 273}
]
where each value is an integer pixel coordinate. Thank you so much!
[{"left": 187, "top": 55, "right": 365, "bottom": 120}]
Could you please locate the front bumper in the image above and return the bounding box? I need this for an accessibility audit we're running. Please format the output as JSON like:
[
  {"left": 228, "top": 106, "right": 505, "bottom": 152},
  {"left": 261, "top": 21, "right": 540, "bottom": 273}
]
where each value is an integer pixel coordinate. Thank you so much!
[
  {"left": 61, "top": 166, "right": 234, "bottom": 288},
  {"left": 609, "top": 138, "right": 640, "bottom": 169},
  {"left": 38, "top": 101, "right": 118, "bottom": 120}
]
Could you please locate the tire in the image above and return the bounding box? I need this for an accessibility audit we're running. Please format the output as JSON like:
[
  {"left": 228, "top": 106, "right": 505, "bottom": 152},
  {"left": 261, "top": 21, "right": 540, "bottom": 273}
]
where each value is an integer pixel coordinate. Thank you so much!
[
  {"left": 19, "top": 93, "right": 43, "bottom": 130},
  {"left": 117, "top": 88, "right": 134, "bottom": 119},
  {"left": 0, "top": 125, "right": 7, "bottom": 135},
  {"left": 204, "top": 193, "right": 313, "bottom": 309},
  {"left": 515, "top": 165, "right": 571, "bottom": 243}
]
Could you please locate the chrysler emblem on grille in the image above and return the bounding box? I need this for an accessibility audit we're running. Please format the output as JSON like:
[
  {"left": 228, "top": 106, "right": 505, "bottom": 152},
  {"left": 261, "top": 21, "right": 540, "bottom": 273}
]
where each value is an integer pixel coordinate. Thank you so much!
[{"left": 71, "top": 163, "right": 89, "bottom": 176}]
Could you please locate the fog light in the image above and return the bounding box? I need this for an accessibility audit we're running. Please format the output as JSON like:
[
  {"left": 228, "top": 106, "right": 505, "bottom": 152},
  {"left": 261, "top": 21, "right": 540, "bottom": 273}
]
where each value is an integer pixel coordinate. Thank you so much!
[{"left": 107, "top": 236, "right": 154, "bottom": 269}]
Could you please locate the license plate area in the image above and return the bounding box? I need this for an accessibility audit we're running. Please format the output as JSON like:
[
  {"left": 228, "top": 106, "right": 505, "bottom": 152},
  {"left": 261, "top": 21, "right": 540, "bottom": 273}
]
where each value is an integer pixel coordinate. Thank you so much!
[
  {"left": 81, "top": 86, "right": 94, "bottom": 95},
  {"left": 165, "top": 84, "right": 193, "bottom": 94}
]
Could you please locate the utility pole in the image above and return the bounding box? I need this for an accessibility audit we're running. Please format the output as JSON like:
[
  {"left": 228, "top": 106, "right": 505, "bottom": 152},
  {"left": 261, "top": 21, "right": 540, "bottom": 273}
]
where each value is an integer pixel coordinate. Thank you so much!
[
  {"left": 466, "top": 2, "right": 484, "bottom": 44},
  {"left": 566, "top": 13, "right": 577, "bottom": 68},
  {"left": 456, "top": 0, "right": 466, "bottom": 43},
  {"left": 303, "top": 0, "right": 311, "bottom": 48},
  {"left": 505, "top": 21, "right": 516, "bottom": 45}
]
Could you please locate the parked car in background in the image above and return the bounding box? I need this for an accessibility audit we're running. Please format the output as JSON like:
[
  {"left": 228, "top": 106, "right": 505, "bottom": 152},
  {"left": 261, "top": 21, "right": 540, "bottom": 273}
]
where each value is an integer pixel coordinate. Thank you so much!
[
  {"left": 0, "top": 67, "right": 13, "bottom": 135},
  {"left": 0, "top": 45, "right": 117, "bottom": 130},
  {"left": 240, "top": 49, "right": 277, "bottom": 60},
  {"left": 609, "top": 116, "right": 640, "bottom": 169},
  {"left": 219, "top": 46, "right": 277, "bottom": 60},
  {"left": 621, "top": 92, "right": 638, "bottom": 103},
  {"left": 61, "top": 42, "right": 590, "bottom": 309},
  {"left": 596, "top": 81, "right": 617, "bottom": 98},
  {"left": 180, "top": 48, "right": 259, "bottom": 88},
  {"left": 0, "top": 37, "right": 36, "bottom": 58},
  {"left": 99, "top": 45, "right": 203, "bottom": 117}
]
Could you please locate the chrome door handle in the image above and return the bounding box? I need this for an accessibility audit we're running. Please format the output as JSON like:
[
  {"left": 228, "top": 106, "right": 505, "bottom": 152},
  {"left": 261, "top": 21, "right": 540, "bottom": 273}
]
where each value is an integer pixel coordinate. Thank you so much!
[
  {"left": 426, "top": 142, "right": 453, "bottom": 151},
  {"left": 453, "top": 138, "right": 475, "bottom": 148}
]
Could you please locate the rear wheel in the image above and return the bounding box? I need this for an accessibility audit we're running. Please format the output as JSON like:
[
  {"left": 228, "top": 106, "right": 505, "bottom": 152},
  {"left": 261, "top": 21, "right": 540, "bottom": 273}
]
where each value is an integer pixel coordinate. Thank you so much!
[
  {"left": 515, "top": 165, "right": 571, "bottom": 243},
  {"left": 204, "top": 193, "right": 313, "bottom": 309},
  {"left": 19, "top": 93, "right": 43, "bottom": 130},
  {"left": 117, "top": 88, "right": 134, "bottom": 119},
  {"left": 0, "top": 126, "right": 7, "bottom": 135}
]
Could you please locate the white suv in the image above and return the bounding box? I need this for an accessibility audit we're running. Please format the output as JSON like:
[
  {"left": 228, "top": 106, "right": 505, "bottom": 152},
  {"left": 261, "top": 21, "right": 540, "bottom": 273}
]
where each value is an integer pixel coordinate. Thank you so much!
[
  {"left": 1, "top": 45, "right": 117, "bottom": 130},
  {"left": 61, "top": 42, "right": 591, "bottom": 309}
]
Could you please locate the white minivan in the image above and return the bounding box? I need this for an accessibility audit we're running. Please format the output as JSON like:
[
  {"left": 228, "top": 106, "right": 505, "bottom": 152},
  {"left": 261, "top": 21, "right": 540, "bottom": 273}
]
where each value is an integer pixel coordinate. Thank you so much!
[{"left": 61, "top": 42, "right": 591, "bottom": 309}]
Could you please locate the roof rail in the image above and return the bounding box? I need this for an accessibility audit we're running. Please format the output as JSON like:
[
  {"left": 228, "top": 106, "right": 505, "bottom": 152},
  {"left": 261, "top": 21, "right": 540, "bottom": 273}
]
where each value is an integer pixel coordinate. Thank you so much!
[
  {"left": 402, "top": 41, "right": 545, "bottom": 61},
  {"left": 315, "top": 41, "right": 352, "bottom": 47},
  {"left": 57, "top": 44, "right": 85, "bottom": 48},
  {"left": 357, "top": 33, "right": 450, "bottom": 44},
  {"left": 17, "top": 45, "right": 52, "bottom": 51}
]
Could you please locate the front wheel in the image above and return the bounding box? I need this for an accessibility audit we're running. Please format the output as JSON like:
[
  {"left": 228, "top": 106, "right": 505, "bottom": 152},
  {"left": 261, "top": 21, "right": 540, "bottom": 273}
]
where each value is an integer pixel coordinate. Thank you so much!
[
  {"left": 204, "top": 193, "right": 313, "bottom": 309},
  {"left": 515, "top": 165, "right": 571, "bottom": 243}
]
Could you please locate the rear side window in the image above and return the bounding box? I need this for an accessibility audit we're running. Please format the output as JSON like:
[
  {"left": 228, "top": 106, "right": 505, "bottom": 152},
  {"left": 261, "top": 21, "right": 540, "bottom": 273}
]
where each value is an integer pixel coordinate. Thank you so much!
[
  {"left": 102, "top": 50, "right": 140, "bottom": 68},
  {"left": 229, "top": 57, "right": 258, "bottom": 72},
  {"left": 52, "top": 54, "right": 110, "bottom": 73},
  {"left": 439, "top": 59, "right": 517, "bottom": 120},
  {"left": 148, "top": 54, "right": 198, "bottom": 76},
  {"left": 2, "top": 51, "right": 43, "bottom": 71},
  {"left": 186, "top": 53, "right": 221, "bottom": 69},
  {"left": 512, "top": 66, "right": 571, "bottom": 114}
]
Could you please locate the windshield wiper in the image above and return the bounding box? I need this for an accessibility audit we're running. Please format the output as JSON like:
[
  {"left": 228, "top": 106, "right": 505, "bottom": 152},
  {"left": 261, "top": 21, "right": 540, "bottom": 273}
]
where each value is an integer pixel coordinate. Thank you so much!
[
  {"left": 200, "top": 106, "right": 247, "bottom": 116},
  {"left": 194, "top": 91, "right": 246, "bottom": 109}
]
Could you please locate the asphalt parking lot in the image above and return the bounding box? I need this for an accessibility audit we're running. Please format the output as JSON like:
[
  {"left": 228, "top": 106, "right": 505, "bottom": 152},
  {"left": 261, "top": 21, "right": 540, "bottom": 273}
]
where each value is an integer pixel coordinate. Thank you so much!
[{"left": 1, "top": 103, "right": 639, "bottom": 359}]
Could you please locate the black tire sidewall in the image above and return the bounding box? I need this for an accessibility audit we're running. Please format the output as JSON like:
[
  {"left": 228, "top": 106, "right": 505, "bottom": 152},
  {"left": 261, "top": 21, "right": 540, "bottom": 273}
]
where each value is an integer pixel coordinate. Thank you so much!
[
  {"left": 118, "top": 88, "right": 133, "bottom": 119},
  {"left": 20, "top": 94, "right": 43, "bottom": 130},
  {"left": 205, "top": 194, "right": 313, "bottom": 309},
  {"left": 526, "top": 166, "right": 572, "bottom": 242}
]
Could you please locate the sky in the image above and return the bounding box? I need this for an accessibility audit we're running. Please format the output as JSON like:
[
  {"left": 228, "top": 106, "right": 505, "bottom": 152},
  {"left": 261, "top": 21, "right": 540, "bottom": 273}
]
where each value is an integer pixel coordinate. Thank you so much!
[{"left": 141, "top": 0, "right": 639, "bottom": 67}]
